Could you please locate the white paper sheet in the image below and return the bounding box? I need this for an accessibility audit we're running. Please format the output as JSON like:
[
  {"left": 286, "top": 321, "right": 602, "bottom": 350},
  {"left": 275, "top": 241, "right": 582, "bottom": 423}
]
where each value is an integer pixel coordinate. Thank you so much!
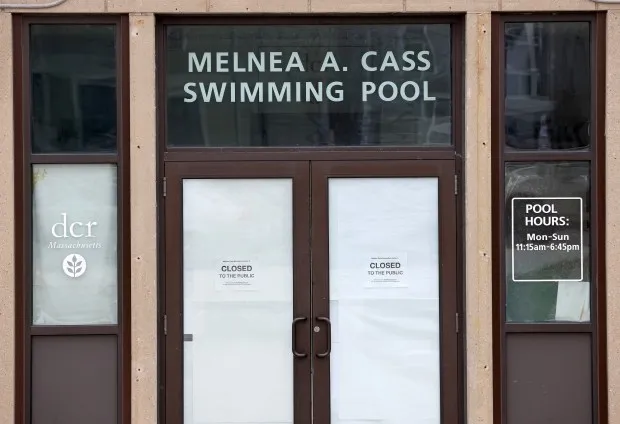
[
  {"left": 182, "top": 178, "right": 294, "bottom": 424},
  {"left": 555, "top": 280, "right": 590, "bottom": 321},
  {"left": 329, "top": 177, "right": 440, "bottom": 424}
]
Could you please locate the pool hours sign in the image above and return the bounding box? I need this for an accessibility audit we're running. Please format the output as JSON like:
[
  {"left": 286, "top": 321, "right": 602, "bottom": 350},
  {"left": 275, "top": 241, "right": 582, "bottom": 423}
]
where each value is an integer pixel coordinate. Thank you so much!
[{"left": 511, "top": 197, "right": 584, "bottom": 282}]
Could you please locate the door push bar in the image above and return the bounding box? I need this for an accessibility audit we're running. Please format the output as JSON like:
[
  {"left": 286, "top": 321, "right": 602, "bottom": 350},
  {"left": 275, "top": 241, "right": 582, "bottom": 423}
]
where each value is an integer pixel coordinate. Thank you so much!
[
  {"left": 315, "top": 316, "right": 331, "bottom": 358},
  {"left": 292, "top": 316, "right": 308, "bottom": 358},
  {"left": 292, "top": 316, "right": 332, "bottom": 358}
]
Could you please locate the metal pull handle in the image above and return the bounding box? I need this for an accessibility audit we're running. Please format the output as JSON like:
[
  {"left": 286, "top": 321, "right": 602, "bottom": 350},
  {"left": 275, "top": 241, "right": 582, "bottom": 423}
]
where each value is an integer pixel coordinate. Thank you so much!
[
  {"left": 292, "top": 316, "right": 307, "bottom": 358},
  {"left": 316, "top": 316, "right": 331, "bottom": 358}
]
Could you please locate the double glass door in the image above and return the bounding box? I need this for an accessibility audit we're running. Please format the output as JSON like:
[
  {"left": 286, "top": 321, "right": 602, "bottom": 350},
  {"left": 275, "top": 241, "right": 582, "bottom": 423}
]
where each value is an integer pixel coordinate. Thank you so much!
[{"left": 164, "top": 160, "right": 458, "bottom": 424}]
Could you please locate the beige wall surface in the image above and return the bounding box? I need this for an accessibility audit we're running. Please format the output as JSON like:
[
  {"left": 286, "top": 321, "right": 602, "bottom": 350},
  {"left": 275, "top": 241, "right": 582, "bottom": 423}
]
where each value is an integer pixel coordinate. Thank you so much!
[
  {"left": 1, "top": 0, "right": 620, "bottom": 12},
  {"left": 0, "top": 1, "right": 616, "bottom": 424},
  {"left": 0, "top": 10, "right": 13, "bottom": 424},
  {"left": 464, "top": 11, "right": 493, "bottom": 424},
  {"left": 129, "top": 13, "right": 158, "bottom": 424},
  {"left": 607, "top": 10, "right": 620, "bottom": 424}
]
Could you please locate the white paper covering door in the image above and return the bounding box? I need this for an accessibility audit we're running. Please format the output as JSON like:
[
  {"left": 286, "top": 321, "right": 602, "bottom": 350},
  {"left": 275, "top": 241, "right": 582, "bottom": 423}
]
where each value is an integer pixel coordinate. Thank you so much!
[
  {"left": 329, "top": 177, "right": 440, "bottom": 424},
  {"left": 182, "top": 178, "right": 294, "bottom": 424}
]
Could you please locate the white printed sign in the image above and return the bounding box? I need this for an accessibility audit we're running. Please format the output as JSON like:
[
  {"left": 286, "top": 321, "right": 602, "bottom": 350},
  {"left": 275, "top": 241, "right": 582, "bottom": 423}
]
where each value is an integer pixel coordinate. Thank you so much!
[
  {"left": 215, "top": 259, "right": 257, "bottom": 291},
  {"left": 365, "top": 253, "right": 409, "bottom": 289}
]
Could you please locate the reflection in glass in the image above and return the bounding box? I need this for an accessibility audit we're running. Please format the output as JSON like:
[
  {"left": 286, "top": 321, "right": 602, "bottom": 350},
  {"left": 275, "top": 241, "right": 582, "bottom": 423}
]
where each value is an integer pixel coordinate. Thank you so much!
[
  {"left": 504, "top": 22, "right": 590, "bottom": 151},
  {"left": 166, "top": 25, "right": 452, "bottom": 147},
  {"left": 30, "top": 25, "right": 117, "bottom": 153},
  {"left": 329, "top": 178, "right": 440, "bottom": 424},
  {"left": 32, "top": 164, "right": 118, "bottom": 325},
  {"left": 505, "top": 162, "right": 591, "bottom": 323},
  {"left": 182, "top": 179, "right": 293, "bottom": 424}
]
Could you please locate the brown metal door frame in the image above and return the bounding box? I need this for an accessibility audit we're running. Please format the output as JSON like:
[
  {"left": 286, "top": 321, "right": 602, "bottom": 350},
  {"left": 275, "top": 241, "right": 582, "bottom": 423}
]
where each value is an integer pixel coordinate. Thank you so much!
[
  {"left": 310, "top": 160, "right": 459, "bottom": 424},
  {"left": 162, "top": 159, "right": 459, "bottom": 424},
  {"left": 163, "top": 161, "right": 312, "bottom": 424}
]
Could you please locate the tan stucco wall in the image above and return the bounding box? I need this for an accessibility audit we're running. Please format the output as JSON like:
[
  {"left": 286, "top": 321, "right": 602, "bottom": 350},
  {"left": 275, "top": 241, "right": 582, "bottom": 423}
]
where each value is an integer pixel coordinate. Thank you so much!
[
  {"left": 0, "top": 1, "right": 617, "bottom": 424},
  {"left": 0, "top": 10, "right": 14, "bottom": 424},
  {"left": 129, "top": 13, "right": 158, "bottom": 424},
  {"left": 464, "top": 11, "right": 493, "bottom": 424},
  {"left": 607, "top": 10, "right": 620, "bottom": 424},
  {"left": 4, "top": 0, "right": 620, "bottom": 12}
]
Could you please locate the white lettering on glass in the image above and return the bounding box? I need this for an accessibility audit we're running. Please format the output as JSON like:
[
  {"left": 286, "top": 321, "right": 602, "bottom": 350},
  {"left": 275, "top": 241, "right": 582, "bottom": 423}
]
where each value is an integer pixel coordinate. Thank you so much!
[
  {"left": 362, "top": 81, "right": 435, "bottom": 102},
  {"left": 361, "top": 51, "right": 378, "bottom": 71},
  {"left": 52, "top": 213, "right": 98, "bottom": 238},
  {"left": 182, "top": 49, "right": 438, "bottom": 104},
  {"left": 184, "top": 81, "right": 345, "bottom": 104},
  {"left": 188, "top": 52, "right": 307, "bottom": 73},
  {"left": 360, "top": 51, "right": 431, "bottom": 72},
  {"left": 320, "top": 51, "right": 340, "bottom": 72},
  {"left": 511, "top": 197, "right": 584, "bottom": 282}
]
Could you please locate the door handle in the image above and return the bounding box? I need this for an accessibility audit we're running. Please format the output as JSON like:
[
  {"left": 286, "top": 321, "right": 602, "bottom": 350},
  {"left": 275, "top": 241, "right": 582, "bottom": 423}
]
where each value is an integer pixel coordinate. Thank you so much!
[
  {"left": 292, "top": 316, "right": 308, "bottom": 358},
  {"left": 315, "top": 316, "right": 331, "bottom": 358}
]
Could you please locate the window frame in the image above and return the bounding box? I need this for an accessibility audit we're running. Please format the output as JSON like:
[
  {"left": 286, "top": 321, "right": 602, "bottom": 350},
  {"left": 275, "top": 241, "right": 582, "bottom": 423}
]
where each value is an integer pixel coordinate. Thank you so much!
[
  {"left": 157, "top": 14, "right": 465, "bottom": 161},
  {"left": 13, "top": 14, "right": 130, "bottom": 424},
  {"left": 491, "top": 12, "right": 607, "bottom": 424}
]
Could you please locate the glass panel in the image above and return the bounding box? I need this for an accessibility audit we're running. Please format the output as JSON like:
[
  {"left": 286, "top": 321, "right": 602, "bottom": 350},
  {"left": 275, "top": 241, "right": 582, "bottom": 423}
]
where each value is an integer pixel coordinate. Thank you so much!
[
  {"left": 328, "top": 177, "right": 440, "bottom": 424},
  {"left": 183, "top": 179, "right": 293, "bottom": 424},
  {"left": 166, "top": 24, "right": 452, "bottom": 147},
  {"left": 32, "top": 164, "right": 118, "bottom": 325},
  {"left": 505, "top": 162, "right": 591, "bottom": 323},
  {"left": 504, "top": 22, "right": 591, "bottom": 151},
  {"left": 30, "top": 24, "right": 117, "bottom": 153}
]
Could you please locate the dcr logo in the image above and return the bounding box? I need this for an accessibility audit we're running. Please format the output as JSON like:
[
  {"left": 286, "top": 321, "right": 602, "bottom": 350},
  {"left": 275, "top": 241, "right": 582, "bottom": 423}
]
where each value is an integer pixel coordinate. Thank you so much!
[
  {"left": 63, "top": 254, "right": 87, "bottom": 278},
  {"left": 52, "top": 213, "right": 98, "bottom": 238}
]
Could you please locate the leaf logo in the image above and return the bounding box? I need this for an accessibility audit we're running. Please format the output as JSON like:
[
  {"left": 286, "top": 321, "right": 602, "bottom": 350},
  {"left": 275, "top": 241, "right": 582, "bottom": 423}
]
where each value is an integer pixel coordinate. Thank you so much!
[{"left": 62, "top": 253, "right": 87, "bottom": 278}]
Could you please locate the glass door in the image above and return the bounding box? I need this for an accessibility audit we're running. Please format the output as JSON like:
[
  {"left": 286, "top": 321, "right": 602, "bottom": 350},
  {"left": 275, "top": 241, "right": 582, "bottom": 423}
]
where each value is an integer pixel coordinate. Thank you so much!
[
  {"left": 164, "top": 161, "right": 312, "bottom": 424},
  {"left": 311, "top": 160, "right": 459, "bottom": 424},
  {"left": 164, "top": 160, "right": 459, "bottom": 424}
]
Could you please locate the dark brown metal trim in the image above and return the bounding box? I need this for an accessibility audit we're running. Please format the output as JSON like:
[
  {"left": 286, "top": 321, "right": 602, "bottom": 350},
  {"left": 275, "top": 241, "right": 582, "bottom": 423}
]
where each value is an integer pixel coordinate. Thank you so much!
[
  {"left": 452, "top": 17, "right": 465, "bottom": 158},
  {"left": 156, "top": 17, "right": 167, "bottom": 424},
  {"left": 13, "top": 14, "right": 130, "bottom": 424},
  {"left": 29, "top": 154, "right": 118, "bottom": 164},
  {"left": 13, "top": 14, "right": 26, "bottom": 424},
  {"left": 503, "top": 151, "right": 592, "bottom": 161},
  {"left": 499, "top": 12, "right": 599, "bottom": 23},
  {"left": 30, "top": 326, "right": 119, "bottom": 336},
  {"left": 592, "top": 12, "right": 608, "bottom": 424},
  {"left": 505, "top": 323, "right": 593, "bottom": 333},
  {"left": 118, "top": 15, "right": 132, "bottom": 424},
  {"left": 162, "top": 162, "right": 182, "bottom": 424},
  {"left": 158, "top": 14, "right": 464, "bottom": 26},
  {"left": 490, "top": 14, "right": 503, "bottom": 424},
  {"left": 163, "top": 150, "right": 457, "bottom": 162},
  {"left": 492, "top": 12, "right": 606, "bottom": 424},
  {"left": 453, "top": 19, "right": 466, "bottom": 424},
  {"left": 16, "top": 14, "right": 123, "bottom": 24}
]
